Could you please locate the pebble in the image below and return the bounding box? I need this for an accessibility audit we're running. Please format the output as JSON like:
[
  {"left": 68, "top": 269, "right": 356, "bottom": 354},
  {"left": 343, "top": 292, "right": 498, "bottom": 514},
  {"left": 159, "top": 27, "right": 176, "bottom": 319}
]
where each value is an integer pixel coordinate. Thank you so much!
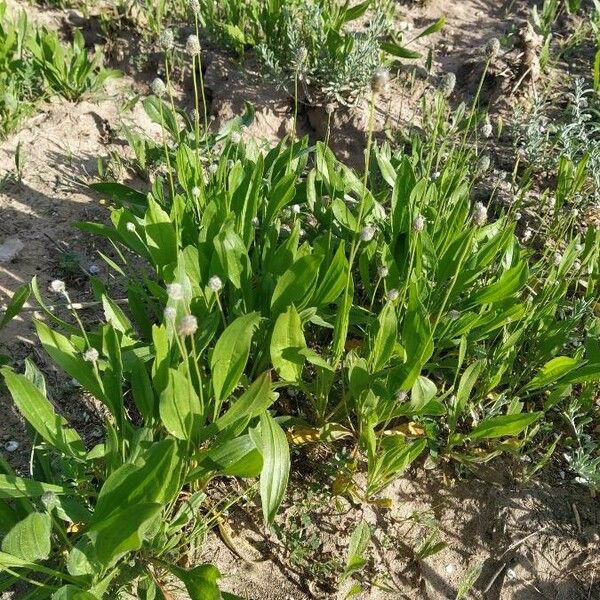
[
  {"left": 4, "top": 440, "right": 19, "bottom": 452},
  {"left": 0, "top": 237, "right": 24, "bottom": 263}
]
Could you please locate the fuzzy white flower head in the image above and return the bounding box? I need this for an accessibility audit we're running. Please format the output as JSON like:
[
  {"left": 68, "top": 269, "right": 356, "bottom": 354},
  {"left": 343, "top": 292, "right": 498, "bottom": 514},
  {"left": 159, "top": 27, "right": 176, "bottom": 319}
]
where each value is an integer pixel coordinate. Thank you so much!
[
  {"left": 447, "top": 309, "right": 460, "bottom": 321},
  {"left": 185, "top": 34, "right": 201, "bottom": 56},
  {"left": 514, "top": 211, "right": 522, "bottom": 221},
  {"left": 49, "top": 279, "right": 66, "bottom": 294},
  {"left": 440, "top": 72, "right": 456, "bottom": 97},
  {"left": 230, "top": 131, "right": 241, "bottom": 144},
  {"left": 164, "top": 306, "right": 176, "bottom": 320},
  {"left": 431, "top": 171, "right": 441, "bottom": 181},
  {"left": 251, "top": 216, "right": 260, "bottom": 228},
  {"left": 159, "top": 28, "right": 175, "bottom": 51},
  {"left": 371, "top": 68, "right": 390, "bottom": 93},
  {"left": 191, "top": 186, "right": 201, "bottom": 198},
  {"left": 126, "top": 221, "right": 136, "bottom": 232},
  {"left": 291, "top": 204, "right": 301, "bottom": 214},
  {"left": 413, "top": 214, "right": 425, "bottom": 233},
  {"left": 188, "top": 0, "right": 200, "bottom": 14},
  {"left": 360, "top": 226, "right": 376, "bottom": 242},
  {"left": 522, "top": 228, "right": 533, "bottom": 243},
  {"left": 485, "top": 37, "right": 500, "bottom": 59},
  {"left": 553, "top": 252, "right": 562, "bottom": 266},
  {"left": 377, "top": 265, "right": 389, "bottom": 278},
  {"left": 166, "top": 283, "right": 184, "bottom": 300},
  {"left": 325, "top": 103, "right": 335, "bottom": 116},
  {"left": 478, "top": 155, "right": 491, "bottom": 172},
  {"left": 386, "top": 288, "right": 399, "bottom": 301},
  {"left": 208, "top": 275, "right": 223, "bottom": 292},
  {"left": 208, "top": 163, "right": 218, "bottom": 174},
  {"left": 176, "top": 314, "right": 197, "bottom": 336},
  {"left": 150, "top": 77, "right": 166, "bottom": 97},
  {"left": 83, "top": 347, "right": 99, "bottom": 363},
  {"left": 395, "top": 390, "right": 407, "bottom": 402},
  {"left": 473, "top": 202, "right": 488, "bottom": 226},
  {"left": 481, "top": 119, "right": 493, "bottom": 139}
]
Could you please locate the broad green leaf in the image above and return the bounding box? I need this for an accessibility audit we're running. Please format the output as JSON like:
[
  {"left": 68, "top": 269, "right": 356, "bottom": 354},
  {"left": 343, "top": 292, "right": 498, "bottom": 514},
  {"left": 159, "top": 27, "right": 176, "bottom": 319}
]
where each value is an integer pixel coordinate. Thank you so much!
[
  {"left": 88, "top": 440, "right": 181, "bottom": 565},
  {"left": 0, "top": 282, "right": 30, "bottom": 330},
  {"left": 469, "top": 412, "right": 543, "bottom": 440},
  {"left": 376, "top": 152, "right": 397, "bottom": 187},
  {"left": 0, "top": 474, "right": 67, "bottom": 499},
  {"left": 52, "top": 586, "right": 99, "bottom": 600},
  {"left": 343, "top": 520, "right": 371, "bottom": 579},
  {"left": 168, "top": 564, "right": 222, "bottom": 600},
  {"left": 130, "top": 353, "right": 156, "bottom": 422},
  {"left": 312, "top": 242, "right": 348, "bottom": 306},
  {"left": 562, "top": 363, "right": 600, "bottom": 384},
  {"left": 524, "top": 357, "right": 581, "bottom": 391},
  {"left": 380, "top": 41, "right": 421, "bottom": 59},
  {"left": 213, "top": 228, "right": 249, "bottom": 289},
  {"left": 368, "top": 439, "right": 426, "bottom": 495},
  {"left": 2, "top": 512, "right": 51, "bottom": 562},
  {"left": 298, "top": 347, "right": 334, "bottom": 371},
  {"left": 34, "top": 320, "right": 107, "bottom": 410},
  {"left": 332, "top": 198, "right": 358, "bottom": 232},
  {"left": 271, "top": 254, "right": 323, "bottom": 314},
  {"left": 101, "top": 295, "right": 132, "bottom": 333},
  {"left": 0, "top": 500, "right": 19, "bottom": 533},
  {"left": 88, "top": 504, "right": 162, "bottom": 567},
  {"left": 414, "top": 16, "right": 445, "bottom": 40},
  {"left": 216, "top": 372, "right": 273, "bottom": 431},
  {"left": 88, "top": 182, "right": 146, "bottom": 207},
  {"left": 410, "top": 376, "right": 437, "bottom": 412},
  {"left": 160, "top": 367, "right": 202, "bottom": 440},
  {"left": 391, "top": 285, "right": 433, "bottom": 389},
  {"left": 211, "top": 312, "right": 261, "bottom": 404},
  {"left": 24, "top": 358, "right": 46, "bottom": 396},
  {"left": 271, "top": 305, "right": 306, "bottom": 383},
  {"left": 370, "top": 303, "right": 397, "bottom": 372},
  {"left": 265, "top": 172, "right": 296, "bottom": 225},
  {"left": 145, "top": 197, "right": 177, "bottom": 272},
  {"left": 2, "top": 368, "right": 85, "bottom": 459},
  {"left": 341, "top": 0, "right": 371, "bottom": 24},
  {"left": 201, "top": 435, "right": 262, "bottom": 478},
  {"left": 452, "top": 360, "right": 484, "bottom": 427},
  {"left": 260, "top": 412, "right": 290, "bottom": 525},
  {"left": 0, "top": 550, "right": 73, "bottom": 581},
  {"left": 469, "top": 262, "right": 528, "bottom": 306}
]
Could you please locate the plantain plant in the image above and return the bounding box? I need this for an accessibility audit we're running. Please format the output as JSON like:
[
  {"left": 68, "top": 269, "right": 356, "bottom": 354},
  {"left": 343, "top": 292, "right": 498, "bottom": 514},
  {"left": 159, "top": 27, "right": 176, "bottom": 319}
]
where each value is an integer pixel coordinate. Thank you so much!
[
  {"left": 0, "top": 269, "right": 288, "bottom": 597},
  {"left": 74, "top": 83, "right": 600, "bottom": 505},
  {"left": 28, "top": 28, "right": 119, "bottom": 101}
]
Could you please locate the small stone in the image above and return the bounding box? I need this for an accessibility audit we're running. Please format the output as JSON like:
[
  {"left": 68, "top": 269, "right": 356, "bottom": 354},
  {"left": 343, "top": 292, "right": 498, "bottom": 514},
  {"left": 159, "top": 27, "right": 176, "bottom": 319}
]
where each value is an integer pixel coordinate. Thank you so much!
[
  {"left": 4, "top": 440, "right": 18, "bottom": 452},
  {"left": 0, "top": 238, "right": 24, "bottom": 263}
]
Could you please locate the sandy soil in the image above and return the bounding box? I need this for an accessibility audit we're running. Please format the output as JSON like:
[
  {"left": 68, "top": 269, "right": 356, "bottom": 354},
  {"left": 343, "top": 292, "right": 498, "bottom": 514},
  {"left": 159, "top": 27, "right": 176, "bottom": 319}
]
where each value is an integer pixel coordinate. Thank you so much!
[{"left": 0, "top": 0, "right": 598, "bottom": 598}]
